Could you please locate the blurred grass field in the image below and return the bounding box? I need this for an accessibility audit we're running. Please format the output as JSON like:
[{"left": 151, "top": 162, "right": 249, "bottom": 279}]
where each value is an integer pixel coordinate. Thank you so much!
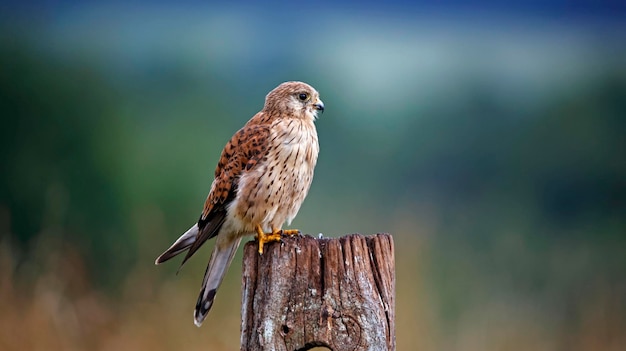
[
  {"left": 1, "top": 3, "right": 625, "bottom": 350},
  {"left": 1, "top": 223, "right": 624, "bottom": 350}
]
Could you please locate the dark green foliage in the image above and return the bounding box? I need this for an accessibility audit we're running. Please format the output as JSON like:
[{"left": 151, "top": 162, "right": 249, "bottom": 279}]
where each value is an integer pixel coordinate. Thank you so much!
[{"left": 0, "top": 39, "right": 134, "bottom": 288}]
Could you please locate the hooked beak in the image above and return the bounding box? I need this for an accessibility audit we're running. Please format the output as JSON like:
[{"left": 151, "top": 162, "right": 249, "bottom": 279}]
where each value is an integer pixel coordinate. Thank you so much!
[{"left": 313, "top": 99, "right": 325, "bottom": 113}]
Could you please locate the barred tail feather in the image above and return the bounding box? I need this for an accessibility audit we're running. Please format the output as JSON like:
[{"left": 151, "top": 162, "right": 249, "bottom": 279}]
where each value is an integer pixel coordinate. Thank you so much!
[
  {"left": 155, "top": 224, "right": 199, "bottom": 265},
  {"left": 194, "top": 237, "right": 242, "bottom": 327}
]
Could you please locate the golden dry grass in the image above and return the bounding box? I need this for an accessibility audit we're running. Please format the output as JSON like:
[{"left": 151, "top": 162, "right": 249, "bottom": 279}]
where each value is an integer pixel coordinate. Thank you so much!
[{"left": 1, "top": 233, "right": 624, "bottom": 351}]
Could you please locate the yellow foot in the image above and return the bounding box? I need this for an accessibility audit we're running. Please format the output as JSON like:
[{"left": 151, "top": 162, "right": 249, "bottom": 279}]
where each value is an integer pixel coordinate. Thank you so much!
[
  {"left": 255, "top": 225, "right": 301, "bottom": 254},
  {"left": 281, "top": 229, "right": 301, "bottom": 236}
]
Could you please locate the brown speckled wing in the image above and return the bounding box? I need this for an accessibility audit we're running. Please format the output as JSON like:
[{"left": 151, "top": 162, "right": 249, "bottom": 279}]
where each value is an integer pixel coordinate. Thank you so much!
[{"left": 178, "top": 117, "right": 271, "bottom": 266}]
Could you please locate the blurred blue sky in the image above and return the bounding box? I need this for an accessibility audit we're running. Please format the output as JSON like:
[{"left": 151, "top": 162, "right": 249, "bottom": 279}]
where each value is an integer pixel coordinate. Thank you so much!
[
  {"left": 3, "top": 0, "right": 626, "bottom": 16},
  {"left": 3, "top": 0, "right": 624, "bottom": 167},
  {"left": 3, "top": 0, "right": 626, "bottom": 18},
  {"left": 6, "top": 1, "right": 624, "bottom": 109}
]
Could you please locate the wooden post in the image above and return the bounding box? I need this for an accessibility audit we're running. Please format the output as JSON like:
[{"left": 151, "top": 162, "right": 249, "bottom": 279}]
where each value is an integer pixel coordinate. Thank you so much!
[{"left": 240, "top": 233, "right": 395, "bottom": 351}]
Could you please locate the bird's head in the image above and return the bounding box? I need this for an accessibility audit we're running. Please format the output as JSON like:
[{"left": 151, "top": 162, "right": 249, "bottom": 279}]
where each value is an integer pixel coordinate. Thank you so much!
[{"left": 264, "top": 81, "right": 324, "bottom": 121}]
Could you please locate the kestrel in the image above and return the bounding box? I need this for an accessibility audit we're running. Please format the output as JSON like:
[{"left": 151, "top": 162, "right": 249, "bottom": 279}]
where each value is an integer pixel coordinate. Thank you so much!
[{"left": 155, "top": 81, "right": 324, "bottom": 326}]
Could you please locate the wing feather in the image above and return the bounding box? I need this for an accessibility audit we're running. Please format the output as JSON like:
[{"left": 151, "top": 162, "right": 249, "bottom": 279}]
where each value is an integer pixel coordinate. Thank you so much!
[{"left": 178, "top": 118, "right": 271, "bottom": 267}]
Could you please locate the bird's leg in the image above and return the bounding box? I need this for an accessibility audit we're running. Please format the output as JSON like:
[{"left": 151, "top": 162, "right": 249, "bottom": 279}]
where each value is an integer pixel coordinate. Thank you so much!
[{"left": 255, "top": 225, "right": 282, "bottom": 254}]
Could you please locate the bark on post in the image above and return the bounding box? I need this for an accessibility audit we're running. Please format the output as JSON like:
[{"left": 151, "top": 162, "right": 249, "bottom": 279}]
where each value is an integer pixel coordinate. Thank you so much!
[{"left": 240, "top": 233, "right": 395, "bottom": 351}]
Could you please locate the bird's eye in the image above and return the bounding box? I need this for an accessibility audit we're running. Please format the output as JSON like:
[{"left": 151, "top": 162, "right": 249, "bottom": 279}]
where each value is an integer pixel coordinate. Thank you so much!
[{"left": 298, "top": 93, "right": 309, "bottom": 101}]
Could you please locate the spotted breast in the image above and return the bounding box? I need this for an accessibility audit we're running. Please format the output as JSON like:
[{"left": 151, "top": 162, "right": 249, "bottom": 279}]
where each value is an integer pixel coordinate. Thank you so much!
[{"left": 234, "top": 117, "right": 319, "bottom": 232}]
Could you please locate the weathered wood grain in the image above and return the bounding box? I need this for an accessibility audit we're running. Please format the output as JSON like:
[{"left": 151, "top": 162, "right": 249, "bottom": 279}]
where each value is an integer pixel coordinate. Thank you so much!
[{"left": 240, "top": 233, "right": 395, "bottom": 351}]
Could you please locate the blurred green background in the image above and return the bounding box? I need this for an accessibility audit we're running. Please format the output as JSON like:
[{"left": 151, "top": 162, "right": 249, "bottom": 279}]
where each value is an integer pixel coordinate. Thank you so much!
[{"left": 1, "top": 2, "right": 625, "bottom": 350}]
